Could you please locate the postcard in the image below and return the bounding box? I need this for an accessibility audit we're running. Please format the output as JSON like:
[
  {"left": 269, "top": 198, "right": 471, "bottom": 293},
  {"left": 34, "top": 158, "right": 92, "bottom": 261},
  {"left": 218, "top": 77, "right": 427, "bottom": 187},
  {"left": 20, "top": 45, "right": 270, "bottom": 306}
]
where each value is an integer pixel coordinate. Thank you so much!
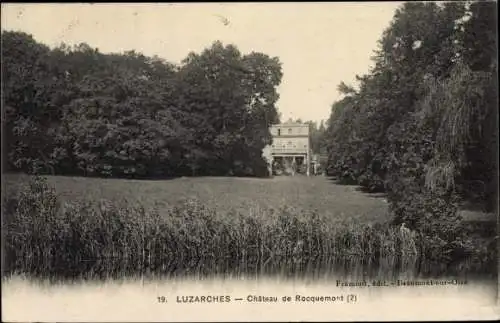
[{"left": 1, "top": 2, "right": 498, "bottom": 321}]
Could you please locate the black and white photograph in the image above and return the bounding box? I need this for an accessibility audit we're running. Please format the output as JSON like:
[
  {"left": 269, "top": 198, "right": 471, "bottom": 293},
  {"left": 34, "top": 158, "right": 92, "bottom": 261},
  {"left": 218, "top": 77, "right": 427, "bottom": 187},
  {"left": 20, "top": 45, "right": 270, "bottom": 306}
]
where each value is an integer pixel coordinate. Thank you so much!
[{"left": 1, "top": 2, "right": 498, "bottom": 321}]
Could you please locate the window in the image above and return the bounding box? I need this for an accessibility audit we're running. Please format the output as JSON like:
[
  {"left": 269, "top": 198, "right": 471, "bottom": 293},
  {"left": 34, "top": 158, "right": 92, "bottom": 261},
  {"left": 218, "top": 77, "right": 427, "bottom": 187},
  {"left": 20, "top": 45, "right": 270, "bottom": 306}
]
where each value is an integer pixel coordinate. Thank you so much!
[
  {"left": 288, "top": 128, "right": 292, "bottom": 134},
  {"left": 277, "top": 129, "right": 281, "bottom": 136}
]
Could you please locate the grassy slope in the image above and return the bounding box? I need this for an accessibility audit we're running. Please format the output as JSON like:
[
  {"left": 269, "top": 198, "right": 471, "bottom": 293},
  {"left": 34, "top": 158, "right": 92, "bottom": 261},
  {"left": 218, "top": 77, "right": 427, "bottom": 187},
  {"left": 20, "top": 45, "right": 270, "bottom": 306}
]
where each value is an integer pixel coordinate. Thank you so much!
[{"left": 3, "top": 174, "right": 390, "bottom": 223}]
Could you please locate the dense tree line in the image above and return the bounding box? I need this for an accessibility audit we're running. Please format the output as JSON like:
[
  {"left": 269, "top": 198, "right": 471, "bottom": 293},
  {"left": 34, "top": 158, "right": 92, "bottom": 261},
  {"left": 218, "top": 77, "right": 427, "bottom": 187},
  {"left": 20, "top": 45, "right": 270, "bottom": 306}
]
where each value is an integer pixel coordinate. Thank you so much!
[
  {"left": 2, "top": 33, "right": 283, "bottom": 178},
  {"left": 324, "top": 1, "right": 497, "bottom": 252}
]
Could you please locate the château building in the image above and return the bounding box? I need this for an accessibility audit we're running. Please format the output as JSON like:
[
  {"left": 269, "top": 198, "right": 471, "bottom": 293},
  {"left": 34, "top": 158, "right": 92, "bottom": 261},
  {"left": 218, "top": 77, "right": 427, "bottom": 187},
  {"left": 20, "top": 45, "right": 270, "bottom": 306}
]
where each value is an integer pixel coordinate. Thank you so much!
[{"left": 262, "top": 120, "right": 312, "bottom": 176}]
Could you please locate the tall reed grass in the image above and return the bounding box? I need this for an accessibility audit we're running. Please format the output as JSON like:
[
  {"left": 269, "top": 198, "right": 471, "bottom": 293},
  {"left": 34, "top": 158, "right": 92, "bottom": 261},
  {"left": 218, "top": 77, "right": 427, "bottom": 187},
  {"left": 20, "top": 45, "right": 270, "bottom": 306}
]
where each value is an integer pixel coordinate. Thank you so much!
[{"left": 2, "top": 176, "right": 494, "bottom": 281}]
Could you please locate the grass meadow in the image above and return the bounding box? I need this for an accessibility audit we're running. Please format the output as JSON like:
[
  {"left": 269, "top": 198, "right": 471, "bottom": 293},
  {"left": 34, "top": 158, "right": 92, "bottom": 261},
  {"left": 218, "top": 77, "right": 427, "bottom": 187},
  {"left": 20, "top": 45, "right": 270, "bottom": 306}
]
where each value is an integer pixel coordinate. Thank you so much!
[{"left": 3, "top": 173, "right": 389, "bottom": 221}]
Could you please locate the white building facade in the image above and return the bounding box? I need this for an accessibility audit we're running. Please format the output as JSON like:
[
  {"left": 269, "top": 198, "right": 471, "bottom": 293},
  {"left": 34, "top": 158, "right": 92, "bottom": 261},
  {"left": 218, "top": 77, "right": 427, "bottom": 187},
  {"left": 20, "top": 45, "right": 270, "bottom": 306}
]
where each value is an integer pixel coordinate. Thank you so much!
[{"left": 263, "top": 121, "right": 312, "bottom": 176}]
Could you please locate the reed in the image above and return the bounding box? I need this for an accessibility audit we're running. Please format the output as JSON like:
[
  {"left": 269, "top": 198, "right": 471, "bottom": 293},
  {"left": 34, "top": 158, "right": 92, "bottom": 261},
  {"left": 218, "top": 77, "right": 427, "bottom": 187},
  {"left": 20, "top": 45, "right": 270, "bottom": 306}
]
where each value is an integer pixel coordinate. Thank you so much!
[{"left": 2, "top": 176, "right": 493, "bottom": 281}]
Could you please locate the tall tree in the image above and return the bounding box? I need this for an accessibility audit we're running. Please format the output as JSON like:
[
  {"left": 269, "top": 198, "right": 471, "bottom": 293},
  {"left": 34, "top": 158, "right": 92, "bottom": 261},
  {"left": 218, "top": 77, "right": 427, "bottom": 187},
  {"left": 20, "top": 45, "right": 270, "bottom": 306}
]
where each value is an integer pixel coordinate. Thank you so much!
[
  {"left": 325, "top": 0, "right": 497, "bottom": 232},
  {"left": 2, "top": 33, "right": 283, "bottom": 178},
  {"left": 2, "top": 31, "right": 57, "bottom": 173}
]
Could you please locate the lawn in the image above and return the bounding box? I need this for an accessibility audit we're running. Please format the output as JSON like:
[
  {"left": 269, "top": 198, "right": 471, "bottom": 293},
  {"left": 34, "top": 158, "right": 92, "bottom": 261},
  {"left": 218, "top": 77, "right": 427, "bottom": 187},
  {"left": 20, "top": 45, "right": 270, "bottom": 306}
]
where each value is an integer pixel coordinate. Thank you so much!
[{"left": 2, "top": 173, "right": 390, "bottom": 223}]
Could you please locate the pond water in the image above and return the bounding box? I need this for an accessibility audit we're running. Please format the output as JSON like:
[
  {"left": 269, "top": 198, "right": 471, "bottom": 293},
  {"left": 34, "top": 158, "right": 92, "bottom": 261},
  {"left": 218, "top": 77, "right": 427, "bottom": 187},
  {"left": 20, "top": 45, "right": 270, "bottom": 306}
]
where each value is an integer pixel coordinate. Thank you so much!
[
  {"left": 19, "top": 253, "right": 493, "bottom": 283},
  {"left": 4, "top": 210, "right": 496, "bottom": 319}
]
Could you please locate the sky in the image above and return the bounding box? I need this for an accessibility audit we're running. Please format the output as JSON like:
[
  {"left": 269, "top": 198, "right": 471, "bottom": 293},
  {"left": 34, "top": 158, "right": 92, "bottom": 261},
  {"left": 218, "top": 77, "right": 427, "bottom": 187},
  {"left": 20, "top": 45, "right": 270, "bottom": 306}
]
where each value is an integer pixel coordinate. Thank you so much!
[{"left": 2, "top": 2, "right": 402, "bottom": 123}]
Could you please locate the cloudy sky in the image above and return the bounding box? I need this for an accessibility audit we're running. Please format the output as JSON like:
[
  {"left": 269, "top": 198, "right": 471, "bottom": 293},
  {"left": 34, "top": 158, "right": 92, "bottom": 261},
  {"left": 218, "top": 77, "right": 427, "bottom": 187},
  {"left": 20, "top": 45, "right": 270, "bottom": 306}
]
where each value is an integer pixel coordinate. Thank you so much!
[{"left": 2, "top": 3, "right": 402, "bottom": 123}]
